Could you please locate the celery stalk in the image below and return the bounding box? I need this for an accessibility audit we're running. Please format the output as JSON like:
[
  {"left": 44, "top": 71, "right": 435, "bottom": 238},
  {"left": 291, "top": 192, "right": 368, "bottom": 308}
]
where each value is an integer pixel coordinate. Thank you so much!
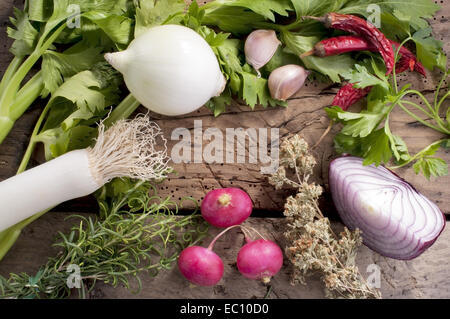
[{"left": 0, "top": 23, "right": 66, "bottom": 145}]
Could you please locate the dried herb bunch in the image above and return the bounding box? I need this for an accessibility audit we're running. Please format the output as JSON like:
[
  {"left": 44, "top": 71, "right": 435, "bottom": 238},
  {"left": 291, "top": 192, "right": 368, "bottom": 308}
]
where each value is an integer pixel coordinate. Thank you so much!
[{"left": 269, "top": 135, "right": 381, "bottom": 299}]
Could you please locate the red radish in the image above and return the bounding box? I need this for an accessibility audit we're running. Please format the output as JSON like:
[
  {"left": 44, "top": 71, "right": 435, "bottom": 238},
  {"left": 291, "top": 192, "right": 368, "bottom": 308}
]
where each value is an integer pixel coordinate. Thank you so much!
[
  {"left": 237, "top": 239, "right": 283, "bottom": 283},
  {"left": 177, "top": 225, "right": 242, "bottom": 286},
  {"left": 201, "top": 188, "right": 253, "bottom": 228},
  {"left": 177, "top": 246, "right": 224, "bottom": 286}
]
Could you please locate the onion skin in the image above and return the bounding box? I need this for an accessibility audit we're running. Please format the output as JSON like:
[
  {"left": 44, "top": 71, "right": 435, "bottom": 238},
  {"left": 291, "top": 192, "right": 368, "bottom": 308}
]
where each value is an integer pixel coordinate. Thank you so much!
[
  {"left": 105, "top": 25, "right": 226, "bottom": 116},
  {"left": 236, "top": 239, "right": 283, "bottom": 283},
  {"left": 177, "top": 246, "right": 224, "bottom": 286},
  {"left": 201, "top": 188, "right": 253, "bottom": 228},
  {"left": 329, "top": 156, "right": 445, "bottom": 260}
]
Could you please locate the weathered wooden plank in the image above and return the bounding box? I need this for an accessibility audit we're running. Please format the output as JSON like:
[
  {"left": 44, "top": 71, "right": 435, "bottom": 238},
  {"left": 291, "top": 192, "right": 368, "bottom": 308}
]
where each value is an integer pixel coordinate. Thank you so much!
[
  {"left": 0, "top": 0, "right": 449, "bottom": 300},
  {"left": 0, "top": 213, "right": 449, "bottom": 299}
]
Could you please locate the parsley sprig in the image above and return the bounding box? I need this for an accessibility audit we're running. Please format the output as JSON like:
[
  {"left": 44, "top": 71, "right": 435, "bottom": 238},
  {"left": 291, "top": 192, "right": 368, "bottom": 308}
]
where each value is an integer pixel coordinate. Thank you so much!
[{"left": 326, "top": 42, "right": 449, "bottom": 179}]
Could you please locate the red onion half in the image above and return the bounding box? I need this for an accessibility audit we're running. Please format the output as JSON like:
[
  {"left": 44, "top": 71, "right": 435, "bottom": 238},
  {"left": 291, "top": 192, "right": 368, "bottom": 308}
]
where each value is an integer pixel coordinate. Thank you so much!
[{"left": 329, "top": 156, "right": 445, "bottom": 260}]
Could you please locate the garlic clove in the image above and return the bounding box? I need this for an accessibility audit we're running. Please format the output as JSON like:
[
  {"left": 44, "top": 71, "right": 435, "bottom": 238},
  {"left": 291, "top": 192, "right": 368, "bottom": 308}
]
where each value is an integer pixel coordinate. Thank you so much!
[
  {"left": 268, "top": 65, "right": 310, "bottom": 101},
  {"left": 245, "top": 30, "right": 281, "bottom": 76}
]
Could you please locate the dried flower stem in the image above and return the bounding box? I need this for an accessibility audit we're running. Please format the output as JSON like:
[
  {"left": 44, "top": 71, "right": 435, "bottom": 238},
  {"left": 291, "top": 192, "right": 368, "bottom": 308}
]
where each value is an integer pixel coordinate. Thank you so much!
[{"left": 268, "top": 134, "right": 381, "bottom": 299}]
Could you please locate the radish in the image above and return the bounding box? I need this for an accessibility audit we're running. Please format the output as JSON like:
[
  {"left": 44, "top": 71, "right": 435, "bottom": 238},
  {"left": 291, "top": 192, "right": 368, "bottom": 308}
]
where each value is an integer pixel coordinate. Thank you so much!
[
  {"left": 237, "top": 238, "right": 283, "bottom": 284},
  {"left": 177, "top": 246, "right": 224, "bottom": 287},
  {"left": 177, "top": 225, "right": 239, "bottom": 286},
  {"left": 177, "top": 225, "right": 241, "bottom": 286},
  {"left": 0, "top": 115, "right": 170, "bottom": 232},
  {"left": 178, "top": 225, "right": 283, "bottom": 286},
  {"left": 201, "top": 188, "right": 253, "bottom": 228}
]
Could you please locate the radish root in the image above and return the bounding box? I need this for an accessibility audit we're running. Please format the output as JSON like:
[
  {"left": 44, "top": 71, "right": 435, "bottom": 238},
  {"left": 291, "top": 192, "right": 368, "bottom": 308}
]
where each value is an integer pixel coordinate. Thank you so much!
[{"left": 88, "top": 114, "right": 170, "bottom": 184}]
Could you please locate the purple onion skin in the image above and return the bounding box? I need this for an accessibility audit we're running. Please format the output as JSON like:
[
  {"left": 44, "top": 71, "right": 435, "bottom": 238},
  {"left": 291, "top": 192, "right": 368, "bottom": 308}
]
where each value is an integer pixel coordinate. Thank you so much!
[{"left": 329, "top": 156, "right": 445, "bottom": 260}]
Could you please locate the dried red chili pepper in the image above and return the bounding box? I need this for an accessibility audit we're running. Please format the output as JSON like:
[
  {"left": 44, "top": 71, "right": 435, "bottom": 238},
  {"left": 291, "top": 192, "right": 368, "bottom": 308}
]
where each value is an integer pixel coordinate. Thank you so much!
[
  {"left": 332, "top": 43, "right": 426, "bottom": 110},
  {"left": 392, "top": 41, "right": 427, "bottom": 77},
  {"left": 332, "top": 83, "right": 372, "bottom": 111},
  {"left": 306, "top": 13, "right": 395, "bottom": 75},
  {"left": 302, "top": 36, "right": 370, "bottom": 57},
  {"left": 303, "top": 36, "right": 427, "bottom": 77}
]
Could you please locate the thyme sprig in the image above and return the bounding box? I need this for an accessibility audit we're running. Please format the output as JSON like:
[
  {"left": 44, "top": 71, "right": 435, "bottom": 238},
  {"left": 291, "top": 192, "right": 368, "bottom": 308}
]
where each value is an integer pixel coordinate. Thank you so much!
[
  {"left": 269, "top": 135, "right": 381, "bottom": 299},
  {"left": 0, "top": 180, "right": 209, "bottom": 299}
]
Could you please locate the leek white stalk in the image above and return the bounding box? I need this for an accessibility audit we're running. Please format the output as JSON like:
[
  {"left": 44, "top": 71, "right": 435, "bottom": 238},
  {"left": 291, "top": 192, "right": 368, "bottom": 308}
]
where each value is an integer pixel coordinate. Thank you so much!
[
  {"left": 0, "top": 115, "right": 169, "bottom": 232},
  {"left": 105, "top": 25, "right": 226, "bottom": 116}
]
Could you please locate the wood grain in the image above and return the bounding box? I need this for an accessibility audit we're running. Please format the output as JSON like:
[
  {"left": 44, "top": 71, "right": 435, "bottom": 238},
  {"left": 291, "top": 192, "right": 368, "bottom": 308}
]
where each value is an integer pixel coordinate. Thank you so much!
[{"left": 0, "top": 0, "right": 449, "bottom": 299}]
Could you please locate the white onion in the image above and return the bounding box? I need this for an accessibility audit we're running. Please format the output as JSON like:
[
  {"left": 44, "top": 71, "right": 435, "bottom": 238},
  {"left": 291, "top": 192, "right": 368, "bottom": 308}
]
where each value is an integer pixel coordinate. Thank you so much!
[
  {"left": 105, "top": 25, "right": 226, "bottom": 116},
  {"left": 329, "top": 156, "right": 445, "bottom": 260}
]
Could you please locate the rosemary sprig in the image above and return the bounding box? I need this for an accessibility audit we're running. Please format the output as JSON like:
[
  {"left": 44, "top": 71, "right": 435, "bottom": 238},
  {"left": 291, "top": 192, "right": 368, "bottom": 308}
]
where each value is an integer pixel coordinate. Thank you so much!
[{"left": 0, "top": 179, "right": 209, "bottom": 299}]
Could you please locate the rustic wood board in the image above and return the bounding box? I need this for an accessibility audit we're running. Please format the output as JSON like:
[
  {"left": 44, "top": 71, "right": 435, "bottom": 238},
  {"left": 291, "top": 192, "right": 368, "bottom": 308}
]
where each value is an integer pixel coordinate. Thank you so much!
[
  {"left": 1, "top": 213, "right": 449, "bottom": 299},
  {"left": 0, "top": 0, "right": 450, "bottom": 299}
]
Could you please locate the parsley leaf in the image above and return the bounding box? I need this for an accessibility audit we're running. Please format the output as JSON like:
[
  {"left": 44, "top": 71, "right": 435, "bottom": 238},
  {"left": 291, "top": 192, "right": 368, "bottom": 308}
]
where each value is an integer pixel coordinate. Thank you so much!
[
  {"left": 206, "top": 90, "right": 233, "bottom": 117},
  {"left": 134, "top": 0, "right": 186, "bottom": 37},
  {"left": 339, "top": 0, "right": 440, "bottom": 31},
  {"left": 326, "top": 106, "right": 386, "bottom": 138},
  {"left": 84, "top": 11, "right": 134, "bottom": 46},
  {"left": 212, "top": 0, "right": 293, "bottom": 22},
  {"left": 7, "top": 8, "right": 39, "bottom": 57},
  {"left": 41, "top": 42, "right": 104, "bottom": 97},
  {"left": 202, "top": 6, "right": 266, "bottom": 35},
  {"left": 36, "top": 64, "right": 122, "bottom": 160},
  {"left": 290, "top": 0, "right": 346, "bottom": 18},
  {"left": 413, "top": 157, "right": 448, "bottom": 180},
  {"left": 361, "top": 128, "right": 393, "bottom": 166},
  {"left": 412, "top": 27, "right": 447, "bottom": 71},
  {"left": 342, "top": 64, "right": 389, "bottom": 91}
]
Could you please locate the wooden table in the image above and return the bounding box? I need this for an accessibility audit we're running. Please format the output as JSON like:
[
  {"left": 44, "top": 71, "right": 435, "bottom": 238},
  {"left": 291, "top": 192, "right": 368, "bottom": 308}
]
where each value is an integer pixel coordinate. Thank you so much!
[{"left": 0, "top": 0, "right": 449, "bottom": 299}]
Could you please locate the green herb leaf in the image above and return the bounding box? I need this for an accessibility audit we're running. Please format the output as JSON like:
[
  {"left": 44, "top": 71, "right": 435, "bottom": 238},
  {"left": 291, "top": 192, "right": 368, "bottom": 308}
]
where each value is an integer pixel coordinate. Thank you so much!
[
  {"left": 361, "top": 128, "right": 393, "bottom": 166},
  {"left": 206, "top": 90, "right": 233, "bottom": 117},
  {"left": 84, "top": 11, "right": 134, "bottom": 45},
  {"left": 263, "top": 47, "right": 302, "bottom": 74},
  {"left": 384, "top": 122, "right": 411, "bottom": 162},
  {"left": 36, "top": 64, "right": 122, "bottom": 159},
  {"left": 342, "top": 64, "right": 389, "bottom": 91},
  {"left": 326, "top": 106, "right": 386, "bottom": 138},
  {"left": 413, "top": 157, "right": 448, "bottom": 180},
  {"left": 241, "top": 71, "right": 282, "bottom": 108},
  {"left": 7, "top": 8, "right": 39, "bottom": 57},
  {"left": 334, "top": 129, "right": 393, "bottom": 167},
  {"left": 290, "top": 0, "right": 345, "bottom": 18},
  {"left": 213, "top": 0, "right": 293, "bottom": 22},
  {"left": 0, "top": 179, "right": 208, "bottom": 298},
  {"left": 202, "top": 6, "right": 265, "bottom": 35},
  {"left": 340, "top": 0, "right": 440, "bottom": 31},
  {"left": 135, "top": 0, "right": 186, "bottom": 37},
  {"left": 28, "top": 0, "right": 53, "bottom": 22},
  {"left": 41, "top": 42, "right": 104, "bottom": 97},
  {"left": 412, "top": 27, "right": 447, "bottom": 71}
]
